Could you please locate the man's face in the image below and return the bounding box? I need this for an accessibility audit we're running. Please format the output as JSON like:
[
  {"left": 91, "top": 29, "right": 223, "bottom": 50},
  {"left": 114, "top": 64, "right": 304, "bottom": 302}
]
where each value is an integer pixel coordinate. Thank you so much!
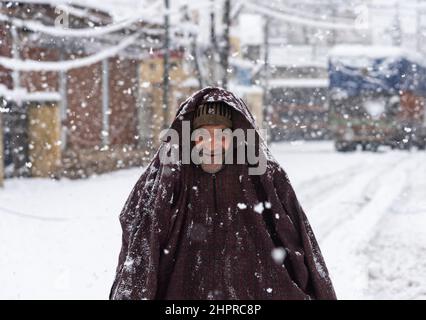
[{"left": 193, "top": 124, "right": 232, "bottom": 173}]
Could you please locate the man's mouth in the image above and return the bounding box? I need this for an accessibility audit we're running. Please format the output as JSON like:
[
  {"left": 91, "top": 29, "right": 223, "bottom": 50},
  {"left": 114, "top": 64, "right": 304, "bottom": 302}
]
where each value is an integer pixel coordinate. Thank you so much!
[
  {"left": 200, "top": 151, "right": 224, "bottom": 165},
  {"left": 200, "top": 150, "right": 224, "bottom": 157}
]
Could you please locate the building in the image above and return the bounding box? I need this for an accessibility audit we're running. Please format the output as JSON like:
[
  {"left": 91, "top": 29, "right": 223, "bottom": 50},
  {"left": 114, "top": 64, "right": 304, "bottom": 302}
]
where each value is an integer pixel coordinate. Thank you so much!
[
  {"left": 0, "top": 1, "right": 192, "bottom": 183},
  {"left": 265, "top": 45, "right": 330, "bottom": 141}
]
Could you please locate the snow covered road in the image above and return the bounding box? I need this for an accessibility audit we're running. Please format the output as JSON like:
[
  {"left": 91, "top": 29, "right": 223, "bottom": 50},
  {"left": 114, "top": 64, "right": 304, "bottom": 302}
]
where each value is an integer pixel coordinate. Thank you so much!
[
  {"left": 1, "top": 141, "right": 425, "bottom": 299},
  {"left": 272, "top": 142, "right": 426, "bottom": 300}
]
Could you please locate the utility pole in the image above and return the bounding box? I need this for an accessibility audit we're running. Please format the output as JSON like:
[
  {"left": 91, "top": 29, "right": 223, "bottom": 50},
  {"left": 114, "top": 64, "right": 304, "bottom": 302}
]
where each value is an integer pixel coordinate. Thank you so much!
[
  {"left": 101, "top": 58, "right": 110, "bottom": 147},
  {"left": 0, "top": 104, "right": 3, "bottom": 187},
  {"left": 392, "top": 1, "right": 402, "bottom": 46},
  {"left": 59, "top": 47, "right": 68, "bottom": 151},
  {"left": 209, "top": 0, "right": 218, "bottom": 85},
  {"left": 10, "top": 24, "right": 28, "bottom": 177},
  {"left": 263, "top": 17, "right": 270, "bottom": 141},
  {"left": 331, "top": 1, "right": 337, "bottom": 46},
  {"left": 221, "top": 0, "right": 231, "bottom": 89},
  {"left": 182, "top": 3, "right": 203, "bottom": 88},
  {"left": 163, "top": 0, "right": 170, "bottom": 129},
  {"left": 191, "top": 34, "right": 204, "bottom": 89},
  {"left": 417, "top": 0, "right": 421, "bottom": 52}
]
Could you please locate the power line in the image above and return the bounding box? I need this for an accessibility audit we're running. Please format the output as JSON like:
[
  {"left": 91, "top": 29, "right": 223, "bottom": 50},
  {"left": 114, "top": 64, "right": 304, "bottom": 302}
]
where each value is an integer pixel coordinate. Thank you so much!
[
  {"left": 0, "top": 1, "right": 163, "bottom": 37},
  {"left": 0, "top": 33, "right": 139, "bottom": 71},
  {"left": 244, "top": 1, "right": 367, "bottom": 30}
]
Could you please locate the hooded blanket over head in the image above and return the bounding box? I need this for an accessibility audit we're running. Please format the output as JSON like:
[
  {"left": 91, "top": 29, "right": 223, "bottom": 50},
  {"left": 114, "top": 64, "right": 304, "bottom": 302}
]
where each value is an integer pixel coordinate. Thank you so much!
[{"left": 109, "top": 87, "right": 337, "bottom": 300}]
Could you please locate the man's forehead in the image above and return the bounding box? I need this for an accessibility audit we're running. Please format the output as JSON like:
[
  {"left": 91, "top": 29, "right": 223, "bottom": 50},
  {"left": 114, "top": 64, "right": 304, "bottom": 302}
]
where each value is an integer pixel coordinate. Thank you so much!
[{"left": 199, "top": 124, "right": 228, "bottom": 129}]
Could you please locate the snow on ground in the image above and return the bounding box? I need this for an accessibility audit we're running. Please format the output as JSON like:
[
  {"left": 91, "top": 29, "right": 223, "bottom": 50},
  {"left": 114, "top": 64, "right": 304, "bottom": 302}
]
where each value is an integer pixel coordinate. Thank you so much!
[
  {"left": 0, "top": 168, "right": 141, "bottom": 299},
  {"left": 271, "top": 141, "right": 426, "bottom": 300},
  {"left": 0, "top": 140, "right": 425, "bottom": 299}
]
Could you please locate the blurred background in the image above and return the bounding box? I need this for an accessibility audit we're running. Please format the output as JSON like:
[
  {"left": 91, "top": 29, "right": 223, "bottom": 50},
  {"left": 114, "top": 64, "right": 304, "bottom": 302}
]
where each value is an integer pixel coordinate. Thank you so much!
[{"left": 0, "top": 0, "right": 425, "bottom": 299}]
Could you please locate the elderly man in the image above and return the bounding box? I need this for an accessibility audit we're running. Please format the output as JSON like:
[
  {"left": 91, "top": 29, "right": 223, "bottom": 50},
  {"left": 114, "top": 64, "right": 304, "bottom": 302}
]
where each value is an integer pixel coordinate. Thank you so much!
[{"left": 109, "top": 87, "right": 336, "bottom": 300}]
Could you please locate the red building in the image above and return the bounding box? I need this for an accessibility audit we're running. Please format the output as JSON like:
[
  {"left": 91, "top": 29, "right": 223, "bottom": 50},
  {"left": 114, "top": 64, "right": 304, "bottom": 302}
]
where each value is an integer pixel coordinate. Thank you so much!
[{"left": 0, "top": 1, "right": 183, "bottom": 180}]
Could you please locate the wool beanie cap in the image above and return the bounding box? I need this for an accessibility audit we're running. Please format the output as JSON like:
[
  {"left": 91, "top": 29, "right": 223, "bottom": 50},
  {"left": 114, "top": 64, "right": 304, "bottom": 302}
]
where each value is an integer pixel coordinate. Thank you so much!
[{"left": 193, "top": 101, "right": 232, "bottom": 129}]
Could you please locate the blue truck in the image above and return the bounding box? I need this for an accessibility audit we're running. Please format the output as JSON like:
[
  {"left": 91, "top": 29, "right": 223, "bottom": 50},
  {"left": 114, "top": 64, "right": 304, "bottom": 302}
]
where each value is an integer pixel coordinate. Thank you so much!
[{"left": 328, "top": 45, "right": 426, "bottom": 151}]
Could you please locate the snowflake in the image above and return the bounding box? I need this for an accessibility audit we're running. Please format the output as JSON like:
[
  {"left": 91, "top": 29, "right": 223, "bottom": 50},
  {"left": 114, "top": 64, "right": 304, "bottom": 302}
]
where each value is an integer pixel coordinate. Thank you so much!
[
  {"left": 271, "top": 247, "right": 287, "bottom": 265},
  {"left": 237, "top": 203, "right": 247, "bottom": 209},
  {"left": 254, "top": 202, "right": 264, "bottom": 214}
]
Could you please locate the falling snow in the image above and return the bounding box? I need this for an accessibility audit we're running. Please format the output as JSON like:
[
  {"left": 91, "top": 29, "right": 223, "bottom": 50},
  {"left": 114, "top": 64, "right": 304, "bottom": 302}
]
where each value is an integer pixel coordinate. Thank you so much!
[
  {"left": 1, "top": 0, "right": 426, "bottom": 300},
  {"left": 237, "top": 203, "right": 247, "bottom": 210}
]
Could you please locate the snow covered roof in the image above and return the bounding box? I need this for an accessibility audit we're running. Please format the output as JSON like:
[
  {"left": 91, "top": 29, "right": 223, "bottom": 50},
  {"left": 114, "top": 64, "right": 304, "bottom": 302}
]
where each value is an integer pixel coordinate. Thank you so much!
[
  {"left": 329, "top": 45, "right": 426, "bottom": 67},
  {"left": 329, "top": 45, "right": 405, "bottom": 59},
  {"left": 0, "top": 33, "right": 139, "bottom": 71},
  {"left": 268, "top": 78, "right": 329, "bottom": 88},
  {"left": 0, "top": 84, "right": 61, "bottom": 102},
  {"left": 229, "top": 83, "right": 263, "bottom": 96},
  {"left": 328, "top": 45, "right": 426, "bottom": 97},
  {"left": 10, "top": 0, "right": 160, "bottom": 22},
  {"left": 238, "top": 13, "right": 263, "bottom": 46},
  {"left": 180, "top": 77, "right": 199, "bottom": 88},
  {"left": 269, "top": 45, "right": 328, "bottom": 68}
]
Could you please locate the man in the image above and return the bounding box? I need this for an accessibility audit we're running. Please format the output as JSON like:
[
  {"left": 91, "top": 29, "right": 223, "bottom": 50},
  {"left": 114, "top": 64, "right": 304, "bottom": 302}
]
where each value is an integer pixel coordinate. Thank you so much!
[
  {"left": 109, "top": 87, "right": 337, "bottom": 300},
  {"left": 191, "top": 101, "right": 233, "bottom": 174}
]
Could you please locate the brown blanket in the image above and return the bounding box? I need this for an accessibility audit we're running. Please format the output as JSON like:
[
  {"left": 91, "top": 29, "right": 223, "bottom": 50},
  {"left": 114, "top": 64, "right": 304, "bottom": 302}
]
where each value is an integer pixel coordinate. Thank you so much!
[{"left": 109, "top": 87, "right": 337, "bottom": 300}]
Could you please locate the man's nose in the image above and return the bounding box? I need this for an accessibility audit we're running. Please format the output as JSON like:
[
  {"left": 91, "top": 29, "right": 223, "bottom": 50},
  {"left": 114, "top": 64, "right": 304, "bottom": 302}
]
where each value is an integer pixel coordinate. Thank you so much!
[{"left": 202, "top": 135, "right": 221, "bottom": 152}]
